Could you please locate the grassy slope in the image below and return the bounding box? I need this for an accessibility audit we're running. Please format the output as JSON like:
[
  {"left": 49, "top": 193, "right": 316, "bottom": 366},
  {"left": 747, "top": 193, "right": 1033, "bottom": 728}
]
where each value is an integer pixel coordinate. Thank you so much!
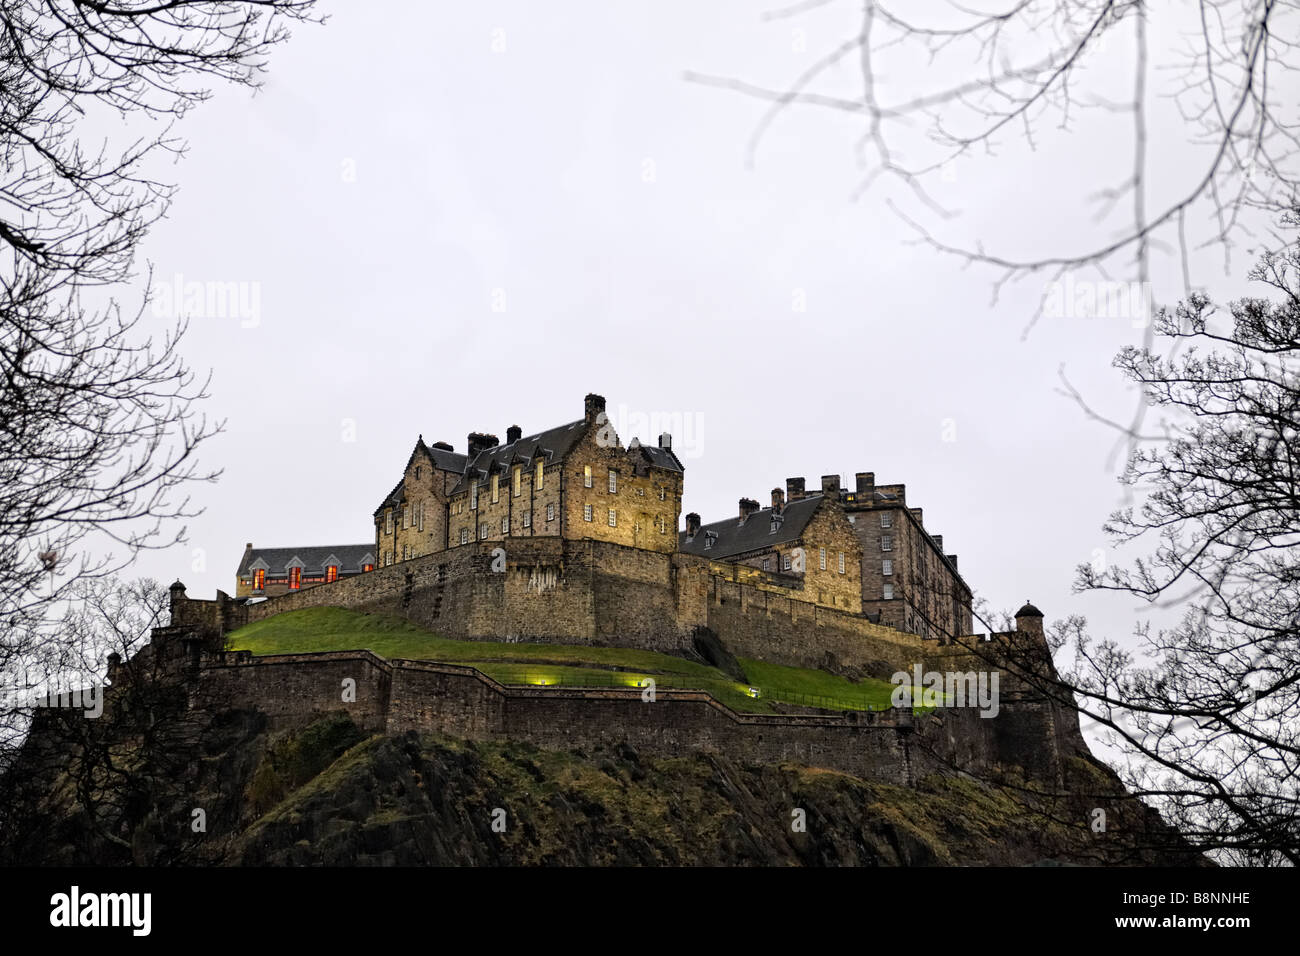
[{"left": 226, "top": 607, "right": 906, "bottom": 714}]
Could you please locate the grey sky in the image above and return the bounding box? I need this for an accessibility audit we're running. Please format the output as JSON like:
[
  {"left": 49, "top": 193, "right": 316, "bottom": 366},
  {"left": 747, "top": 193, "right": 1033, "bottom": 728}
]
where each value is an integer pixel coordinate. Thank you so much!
[{"left": 124, "top": 1, "right": 1276, "bottom": 646}]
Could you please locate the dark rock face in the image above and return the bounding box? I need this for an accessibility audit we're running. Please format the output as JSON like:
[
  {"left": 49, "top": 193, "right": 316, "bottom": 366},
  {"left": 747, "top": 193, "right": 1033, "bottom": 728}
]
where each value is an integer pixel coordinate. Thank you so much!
[{"left": 1, "top": 710, "right": 1205, "bottom": 867}]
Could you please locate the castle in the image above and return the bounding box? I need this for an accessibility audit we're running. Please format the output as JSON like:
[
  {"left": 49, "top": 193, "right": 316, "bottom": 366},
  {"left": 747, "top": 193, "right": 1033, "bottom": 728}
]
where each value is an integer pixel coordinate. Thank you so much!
[
  {"left": 114, "top": 391, "right": 1083, "bottom": 788},
  {"left": 235, "top": 393, "right": 973, "bottom": 644}
]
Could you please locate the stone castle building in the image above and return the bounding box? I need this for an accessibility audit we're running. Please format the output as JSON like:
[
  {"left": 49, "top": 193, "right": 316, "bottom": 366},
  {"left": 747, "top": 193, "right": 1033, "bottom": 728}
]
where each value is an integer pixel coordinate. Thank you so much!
[{"left": 234, "top": 392, "right": 972, "bottom": 643}]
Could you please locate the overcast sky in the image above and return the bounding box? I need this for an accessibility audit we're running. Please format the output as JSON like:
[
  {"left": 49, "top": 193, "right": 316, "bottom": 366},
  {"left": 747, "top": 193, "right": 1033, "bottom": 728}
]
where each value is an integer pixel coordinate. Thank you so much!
[{"left": 121, "top": 1, "right": 1279, "bottom": 645}]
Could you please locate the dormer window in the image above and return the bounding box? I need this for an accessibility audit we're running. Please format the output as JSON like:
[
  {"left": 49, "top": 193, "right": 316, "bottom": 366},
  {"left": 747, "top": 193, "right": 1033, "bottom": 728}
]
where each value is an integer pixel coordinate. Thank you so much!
[
  {"left": 513, "top": 466, "right": 521, "bottom": 497},
  {"left": 536, "top": 459, "right": 544, "bottom": 490},
  {"left": 704, "top": 530, "right": 718, "bottom": 550},
  {"left": 491, "top": 474, "right": 499, "bottom": 503},
  {"left": 770, "top": 515, "right": 783, "bottom": 534},
  {"left": 289, "top": 567, "right": 302, "bottom": 590},
  {"left": 253, "top": 569, "right": 265, "bottom": 590},
  {"left": 326, "top": 565, "right": 338, "bottom": 582}
]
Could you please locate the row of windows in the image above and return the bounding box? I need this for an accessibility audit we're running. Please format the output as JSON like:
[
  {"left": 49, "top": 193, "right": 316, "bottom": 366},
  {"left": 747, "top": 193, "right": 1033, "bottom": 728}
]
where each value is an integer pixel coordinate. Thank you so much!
[{"left": 251, "top": 563, "right": 373, "bottom": 591}]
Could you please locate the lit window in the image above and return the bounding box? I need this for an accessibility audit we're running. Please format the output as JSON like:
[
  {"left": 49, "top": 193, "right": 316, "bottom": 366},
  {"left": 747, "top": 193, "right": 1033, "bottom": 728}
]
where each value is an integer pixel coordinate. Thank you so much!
[
  {"left": 289, "top": 567, "right": 302, "bottom": 590},
  {"left": 253, "top": 569, "right": 265, "bottom": 590},
  {"left": 523, "top": 510, "right": 532, "bottom": 528},
  {"left": 513, "top": 466, "right": 521, "bottom": 497},
  {"left": 547, "top": 503, "right": 556, "bottom": 522},
  {"left": 883, "top": 583, "right": 894, "bottom": 600},
  {"left": 608, "top": 469, "right": 618, "bottom": 493},
  {"left": 491, "top": 474, "right": 499, "bottom": 503},
  {"left": 536, "top": 460, "right": 544, "bottom": 490},
  {"left": 883, "top": 559, "right": 893, "bottom": 576},
  {"left": 362, "top": 563, "right": 374, "bottom": 572},
  {"left": 470, "top": 481, "right": 478, "bottom": 510},
  {"left": 838, "top": 552, "right": 845, "bottom": 574},
  {"left": 326, "top": 565, "right": 338, "bottom": 583},
  {"left": 819, "top": 548, "right": 826, "bottom": 570},
  {"left": 460, "top": 529, "right": 469, "bottom": 545},
  {"left": 880, "top": 513, "right": 892, "bottom": 529},
  {"left": 608, "top": 509, "right": 617, "bottom": 527},
  {"left": 881, "top": 535, "right": 893, "bottom": 552},
  {"left": 583, "top": 504, "right": 593, "bottom": 522},
  {"left": 583, "top": 465, "right": 592, "bottom": 488}
]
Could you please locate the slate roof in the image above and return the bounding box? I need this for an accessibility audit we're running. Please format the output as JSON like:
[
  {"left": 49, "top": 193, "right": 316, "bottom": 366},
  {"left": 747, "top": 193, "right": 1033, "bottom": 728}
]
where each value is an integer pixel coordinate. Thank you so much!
[
  {"left": 678, "top": 494, "right": 825, "bottom": 560},
  {"left": 237, "top": 544, "right": 375, "bottom": 576},
  {"left": 374, "top": 437, "right": 470, "bottom": 515}
]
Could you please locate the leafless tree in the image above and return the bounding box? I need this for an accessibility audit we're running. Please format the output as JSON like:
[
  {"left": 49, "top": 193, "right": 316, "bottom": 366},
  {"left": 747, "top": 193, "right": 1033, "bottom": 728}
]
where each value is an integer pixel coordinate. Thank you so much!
[
  {"left": 689, "top": 1, "right": 1300, "bottom": 462},
  {"left": 0, "top": 1, "right": 319, "bottom": 749}
]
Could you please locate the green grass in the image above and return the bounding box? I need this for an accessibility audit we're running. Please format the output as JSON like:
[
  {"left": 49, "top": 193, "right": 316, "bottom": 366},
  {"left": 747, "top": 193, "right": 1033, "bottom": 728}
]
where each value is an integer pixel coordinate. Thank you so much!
[{"left": 226, "top": 607, "right": 922, "bottom": 715}]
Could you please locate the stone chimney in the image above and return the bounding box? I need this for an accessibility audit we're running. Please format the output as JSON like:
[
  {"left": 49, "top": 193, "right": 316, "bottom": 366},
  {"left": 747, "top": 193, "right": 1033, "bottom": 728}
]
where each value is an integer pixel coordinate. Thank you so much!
[
  {"left": 584, "top": 393, "right": 606, "bottom": 422},
  {"left": 659, "top": 432, "right": 672, "bottom": 450},
  {"left": 821, "top": 474, "right": 841, "bottom": 496},
  {"left": 771, "top": 487, "right": 785, "bottom": 514},
  {"left": 431, "top": 441, "right": 453, "bottom": 451},
  {"left": 506, "top": 424, "right": 522, "bottom": 443},
  {"left": 946, "top": 554, "right": 959, "bottom": 571},
  {"left": 909, "top": 507, "right": 923, "bottom": 527},
  {"left": 467, "top": 432, "right": 499, "bottom": 457},
  {"left": 933, "top": 535, "right": 943, "bottom": 552},
  {"left": 855, "top": 472, "right": 875, "bottom": 499},
  {"left": 786, "top": 477, "right": 806, "bottom": 501},
  {"left": 738, "top": 497, "right": 760, "bottom": 522},
  {"left": 685, "top": 512, "right": 701, "bottom": 539}
]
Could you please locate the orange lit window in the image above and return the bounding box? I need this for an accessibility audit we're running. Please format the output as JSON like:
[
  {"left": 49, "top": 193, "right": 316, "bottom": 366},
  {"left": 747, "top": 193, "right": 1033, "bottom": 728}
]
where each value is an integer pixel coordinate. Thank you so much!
[
  {"left": 289, "top": 567, "right": 301, "bottom": 590},
  {"left": 253, "top": 569, "right": 265, "bottom": 590},
  {"left": 362, "top": 563, "right": 374, "bottom": 572},
  {"left": 326, "top": 565, "right": 338, "bottom": 582}
]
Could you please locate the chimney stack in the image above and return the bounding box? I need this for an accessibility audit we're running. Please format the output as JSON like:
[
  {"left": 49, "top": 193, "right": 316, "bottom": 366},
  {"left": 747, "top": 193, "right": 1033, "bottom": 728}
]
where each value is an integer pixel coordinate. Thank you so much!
[
  {"left": 909, "top": 507, "right": 923, "bottom": 527},
  {"left": 506, "top": 424, "right": 522, "bottom": 444},
  {"left": 584, "top": 393, "right": 606, "bottom": 422},
  {"left": 946, "top": 554, "right": 959, "bottom": 571},
  {"left": 685, "top": 512, "right": 701, "bottom": 539},
  {"left": 821, "top": 474, "right": 841, "bottom": 496},
  {"left": 786, "top": 477, "right": 806, "bottom": 501},
  {"left": 431, "top": 440, "right": 453, "bottom": 451},
  {"left": 855, "top": 472, "right": 875, "bottom": 499},
  {"left": 659, "top": 432, "right": 672, "bottom": 450},
  {"left": 771, "top": 488, "right": 785, "bottom": 513},
  {"left": 467, "top": 432, "right": 499, "bottom": 457},
  {"left": 933, "top": 535, "right": 943, "bottom": 552},
  {"left": 738, "top": 497, "right": 760, "bottom": 522}
]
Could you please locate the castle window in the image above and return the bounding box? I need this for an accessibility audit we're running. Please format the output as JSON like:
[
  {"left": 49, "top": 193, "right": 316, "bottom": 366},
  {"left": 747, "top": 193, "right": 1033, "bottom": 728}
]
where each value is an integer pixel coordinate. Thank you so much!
[
  {"left": 402, "top": 505, "right": 409, "bottom": 530},
  {"left": 502, "top": 516, "right": 510, "bottom": 534},
  {"left": 289, "top": 567, "right": 302, "bottom": 590},
  {"left": 523, "top": 510, "right": 532, "bottom": 528},
  {"left": 819, "top": 548, "right": 826, "bottom": 570},
  {"left": 416, "top": 466, "right": 421, "bottom": 480},
  {"left": 608, "top": 509, "right": 617, "bottom": 527},
  {"left": 608, "top": 469, "right": 618, "bottom": 494},
  {"left": 253, "top": 569, "right": 265, "bottom": 590},
  {"left": 881, "top": 535, "right": 893, "bottom": 552},
  {"left": 704, "top": 532, "right": 716, "bottom": 549},
  {"left": 583, "top": 504, "right": 593, "bottom": 522},
  {"left": 326, "top": 565, "right": 338, "bottom": 582},
  {"left": 460, "top": 529, "right": 469, "bottom": 545},
  {"left": 762, "top": 557, "right": 772, "bottom": 571},
  {"left": 782, "top": 553, "right": 792, "bottom": 571},
  {"left": 536, "top": 460, "right": 544, "bottom": 490},
  {"left": 838, "top": 552, "right": 845, "bottom": 574},
  {"left": 513, "top": 466, "right": 521, "bottom": 497},
  {"left": 491, "top": 474, "right": 499, "bottom": 503},
  {"left": 882, "top": 559, "right": 893, "bottom": 576},
  {"left": 362, "top": 563, "right": 374, "bottom": 572},
  {"left": 583, "top": 465, "right": 593, "bottom": 488},
  {"left": 880, "top": 513, "right": 892, "bottom": 529},
  {"left": 883, "top": 583, "right": 894, "bottom": 600},
  {"left": 547, "top": 503, "right": 556, "bottom": 522},
  {"left": 659, "top": 488, "right": 666, "bottom": 501},
  {"left": 385, "top": 509, "right": 393, "bottom": 535},
  {"left": 480, "top": 524, "right": 488, "bottom": 540},
  {"left": 470, "top": 481, "right": 478, "bottom": 510}
]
